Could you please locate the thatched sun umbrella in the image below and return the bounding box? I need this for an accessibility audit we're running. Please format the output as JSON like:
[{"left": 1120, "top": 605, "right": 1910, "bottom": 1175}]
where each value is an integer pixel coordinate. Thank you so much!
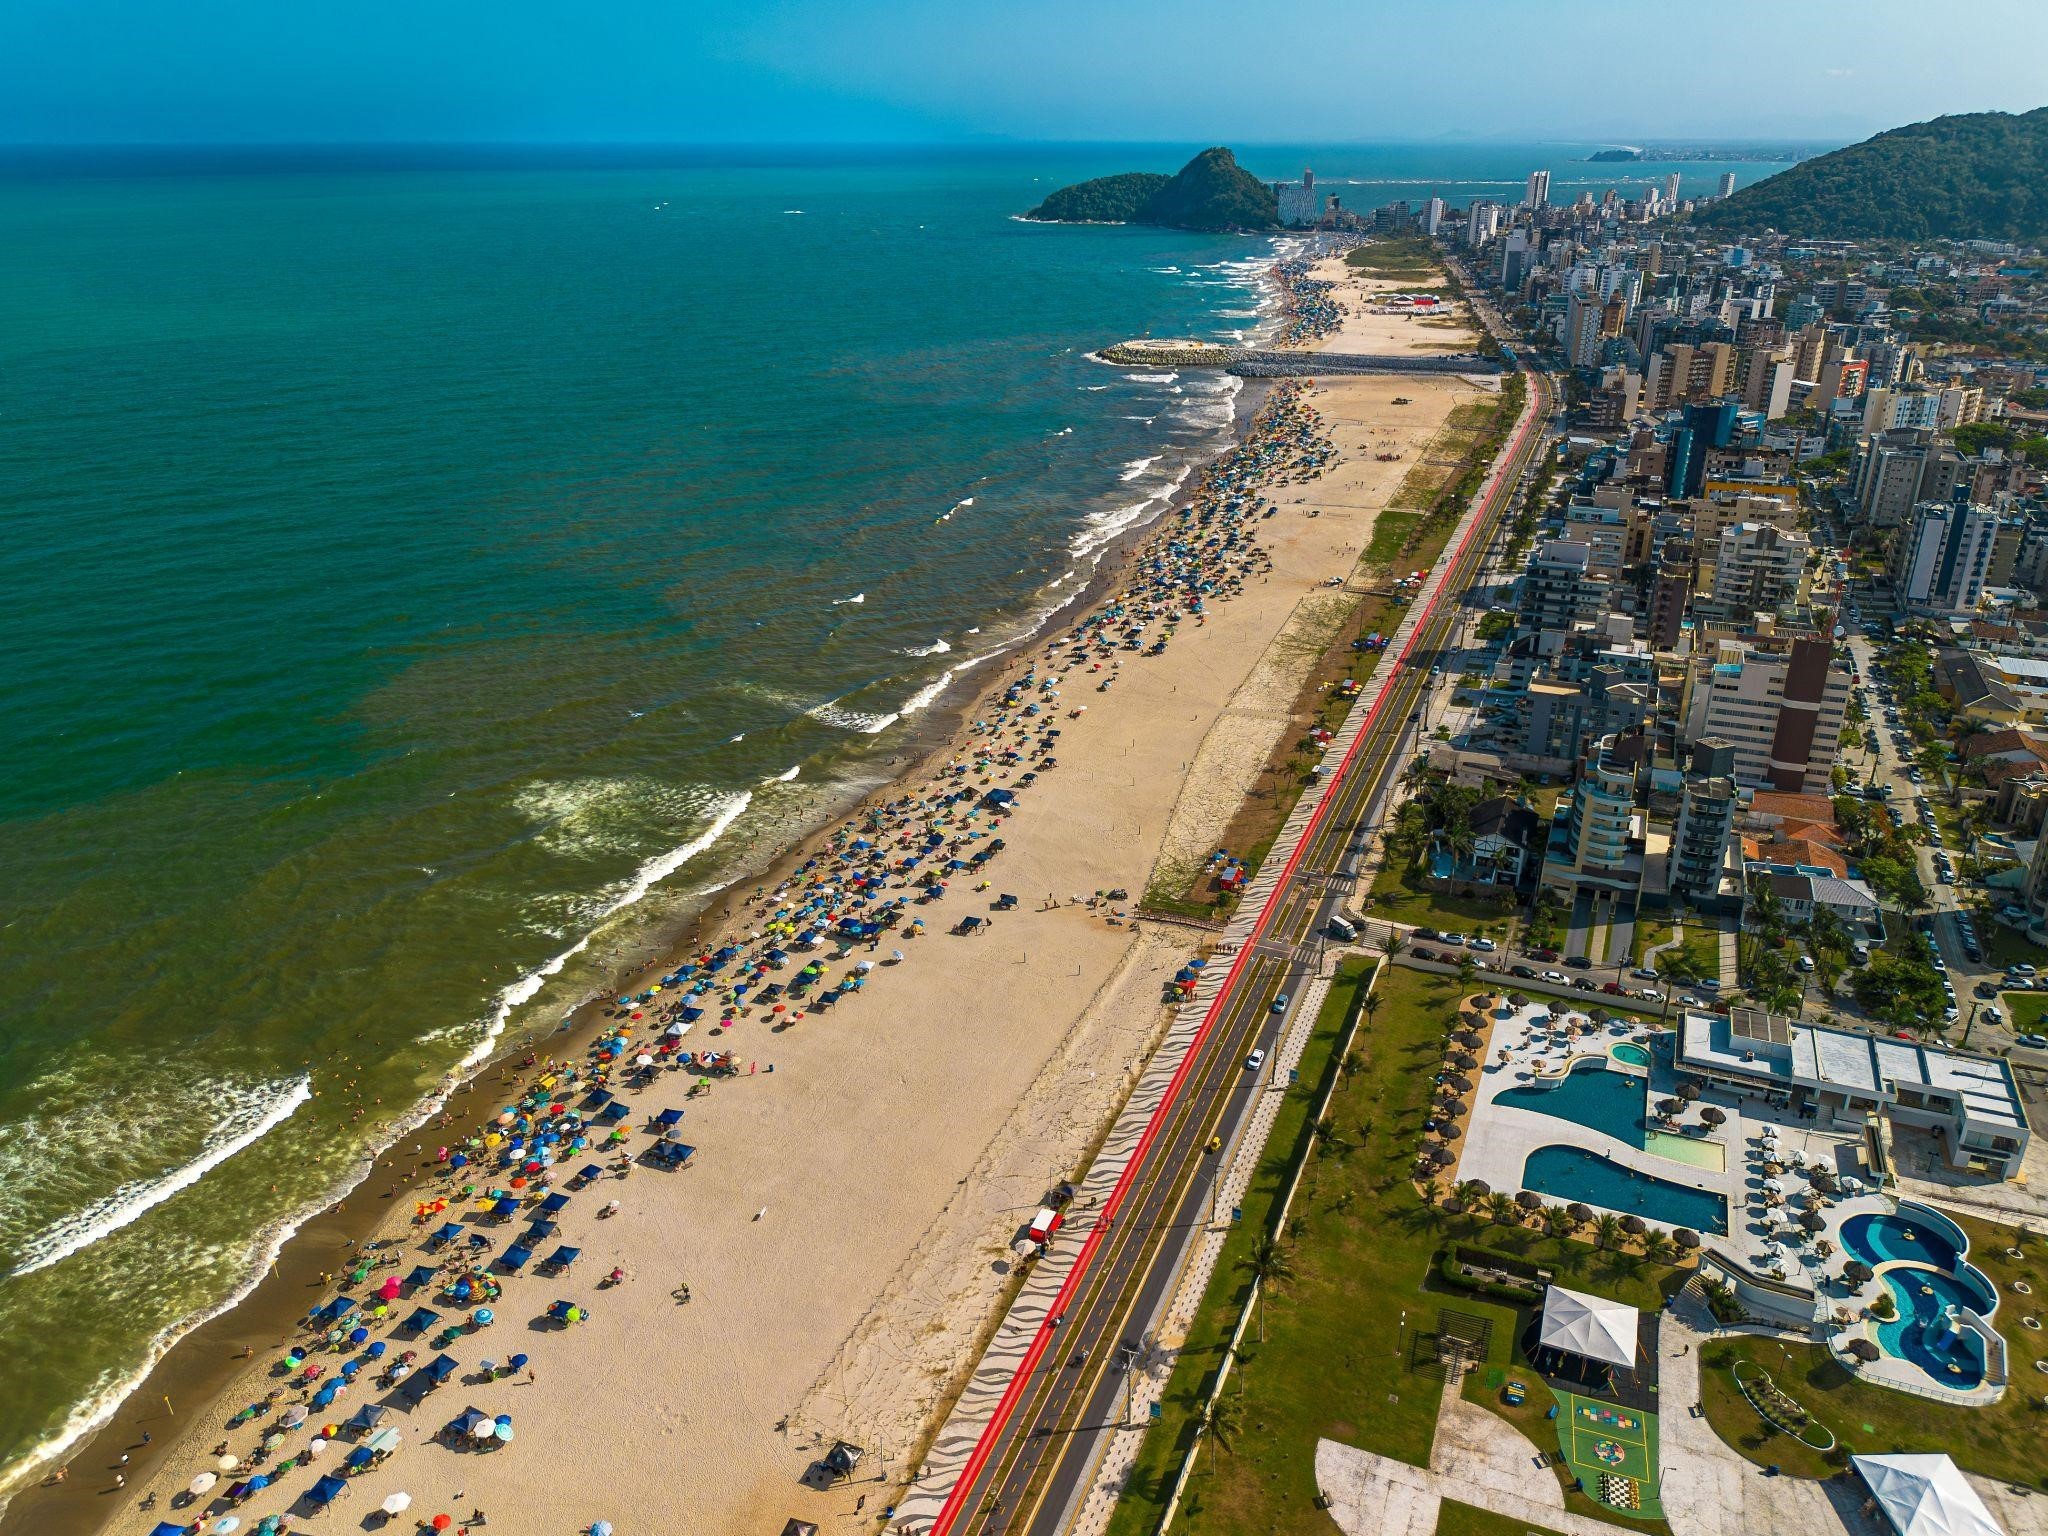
[
  {"left": 1508, "top": 992, "right": 1530, "bottom": 1008},
  {"left": 1434, "top": 1098, "right": 1466, "bottom": 1118},
  {"left": 1436, "top": 1122, "right": 1462, "bottom": 1140},
  {"left": 1673, "top": 1228, "right": 1700, "bottom": 1249},
  {"left": 1621, "top": 1214, "right": 1647, "bottom": 1236},
  {"left": 1463, "top": 1179, "right": 1491, "bottom": 1196},
  {"left": 1568, "top": 1203, "right": 1594, "bottom": 1225},
  {"left": 1658, "top": 1097, "right": 1686, "bottom": 1119},
  {"left": 1847, "top": 1338, "right": 1881, "bottom": 1363},
  {"left": 1699, "top": 1105, "right": 1726, "bottom": 1127},
  {"left": 1678, "top": 1081, "right": 1702, "bottom": 1102},
  {"left": 1800, "top": 1209, "right": 1827, "bottom": 1233},
  {"left": 1515, "top": 1190, "right": 1542, "bottom": 1211},
  {"left": 1455, "top": 1030, "right": 1485, "bottom": 1050},
  {"left": 1443, "top": 1074, "right": 1473, "bottom": 1093},
  {"left": 1448, "top": 1051, "right": 1478, "bottom": 1071},
  {"left": 1843, "top": 1260, "right": 1873, "bottom": 1285}
]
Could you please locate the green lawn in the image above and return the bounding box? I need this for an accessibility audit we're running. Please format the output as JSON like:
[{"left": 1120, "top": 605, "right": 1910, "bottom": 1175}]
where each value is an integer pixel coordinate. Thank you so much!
[
  {"left": 1368, "top": 853, "right": 1524, "bottom": 943},
  {"left": 1697, "top": 1216, "right": 2048, "bottom": 1489},
  {"left": 1435, "top": 1500, "right": 1572, "bottom": 1536},
  {"left": 1632, "top": 919, "right": 1721, "bottom": 982},
  {"left": 1106, "top": 965, "right": 1682, "bottom": 1536},
  {"left": 2000, "top": 990, "right": 2048, "bottom": 1031},
  {"left": 1983, "top": 926, "right": 2048, "bottom": 968}
]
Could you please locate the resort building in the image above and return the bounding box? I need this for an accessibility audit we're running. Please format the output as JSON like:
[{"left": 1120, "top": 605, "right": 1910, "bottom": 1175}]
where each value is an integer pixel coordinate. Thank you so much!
[
  {"left": 1677, "top": 1008, "right": 2030, "bottom": 1180},
  {"left": 1889, "top": 498, "right": 1998, "bottom": 617}
]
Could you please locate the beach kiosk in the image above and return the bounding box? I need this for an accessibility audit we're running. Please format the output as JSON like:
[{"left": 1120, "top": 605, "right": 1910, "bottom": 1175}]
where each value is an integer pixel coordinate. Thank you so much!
[{"left": 1853, "top": 1454, "right": 2006, "bottom": 1536}]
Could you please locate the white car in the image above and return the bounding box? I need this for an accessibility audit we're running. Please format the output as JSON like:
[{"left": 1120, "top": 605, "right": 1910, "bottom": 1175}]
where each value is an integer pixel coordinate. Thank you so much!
[
  {"left": 1540, "top": 970, "right": 1567, "bottom": 984},
  {"left": 1469, "top": 937, "right": 1497, "bottom": 952},
  {"left": 1244, "top": 1048, "right": 1266, "bottom": 1072},
  {"left": 1438, "top": 933, "right": 1468, "bottom": 948}
]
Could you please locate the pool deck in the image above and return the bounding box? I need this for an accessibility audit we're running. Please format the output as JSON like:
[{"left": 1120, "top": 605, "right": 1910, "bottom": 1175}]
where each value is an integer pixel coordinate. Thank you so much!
[{"left": 1458, "top": 1001, "right": 1744, "bottom": 1235}]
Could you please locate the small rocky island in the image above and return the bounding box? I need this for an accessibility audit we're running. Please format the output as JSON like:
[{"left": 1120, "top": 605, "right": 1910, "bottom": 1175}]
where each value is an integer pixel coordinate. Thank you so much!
[{"left": 1027, "top": 146, "right": 1280, "bottom": 232}]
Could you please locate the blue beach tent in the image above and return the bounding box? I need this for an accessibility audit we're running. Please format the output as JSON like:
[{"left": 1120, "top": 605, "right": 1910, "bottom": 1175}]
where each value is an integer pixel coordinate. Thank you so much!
[
  {"left": 543, "top": 1245, "right": 580, "bottom": 1271},
  {"left": 489, "top": 1196, "right": 520, "bottom": 1218},
  {"left": 400, "top": 1307, "right": 440, "bottom": 1335},
  {"left": 523, "top": 1218, "right": 558, "bottom": 1242},
  {"left": 499, "top": 1243, "right": 533, "bottom": 1273},
  {"left": 576, "top": 1163, "right": 605, "bottom": 1184},
  {"left": 345, "top": 1403, "right": 387, "bottom": 1434},
  {"left": 405, "top": 1264, "right": 438, "bottom": 1289},
  {"left": 539, "top": 1192, "right": 571, "bottom": 1214},
  {"left": 429, "top": 1222, "right": 464, "bottom": 1246},
  {"left": 306, "top": 1475, "right": 348, "bottom": 1508},
  {"left": 655, "top": 1108, "right": 684, "bottom": 1128}
]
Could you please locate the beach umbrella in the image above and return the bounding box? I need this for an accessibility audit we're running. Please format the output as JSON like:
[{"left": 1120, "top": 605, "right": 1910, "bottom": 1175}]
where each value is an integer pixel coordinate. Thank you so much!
[
  {"left": 471, "top": 1419, "right": 496, "bottom": 1440},
  {"left": 1699, "top": 1106, "right": 1726, "bottom": 1127},
  {"left": 1844, "top": 1260, "right": 1874, "bottom": 1284},
  {"left": 495, "top": 1422, "right": 514, "bottom": 1442},
  {"left": 1800, "top": 1209, "right": 1827, "bottom": 1232},
  {"left": 189, "top": 1473, "right": 218, "bottom": 1495},
  {"left": 1847, "top": 1338, "right": 1881, "bottom": 1362},
  {"left": 282, "top": 1406, "right": 307, "bottom": 1428},
  {"left": 1568, "top": 1203, "right": 1594, "bottom": 1224},
  {"left": 213, "top": 1519, "right": 241, "bottom": 1534},
  {"left": 1673, "top": 1228, "right": 1700, "bottom": 1249},
  {"left": 592, "top": 1524, "right": 614, "bottom": 1536},
  {"left": 1515, "top": 1190, "right": 1541, "bottom": 1210},
  {"left": 381, "top": 1493, "right": 413, "bottom": 1516},
  {"left": 348, "top": 1326, "right": 369, "bottom": 1345},
  {"left": 1621, "top": 1215, "right": 1646, "bottom": 1235},
  {"left": 433, "top": 1518, "right": 453, "bottom": 1532},
  {"left": 367, "top": 1341, "right": 388, "bottom": 1359},
  {"left": 215, "top": 1454, "right": 239, "bottom": 1471}
]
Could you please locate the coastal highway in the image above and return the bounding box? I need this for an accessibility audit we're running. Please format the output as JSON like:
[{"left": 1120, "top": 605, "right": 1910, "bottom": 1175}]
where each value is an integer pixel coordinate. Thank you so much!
[{"left": 927, "top": 362, "right": 1556, "bottom": 1536}]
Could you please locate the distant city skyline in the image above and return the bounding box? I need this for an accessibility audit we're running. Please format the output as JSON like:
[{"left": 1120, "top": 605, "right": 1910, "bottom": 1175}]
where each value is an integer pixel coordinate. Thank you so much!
[{"left": 2, "top": 0, "right": 2044, "bottom": 146}]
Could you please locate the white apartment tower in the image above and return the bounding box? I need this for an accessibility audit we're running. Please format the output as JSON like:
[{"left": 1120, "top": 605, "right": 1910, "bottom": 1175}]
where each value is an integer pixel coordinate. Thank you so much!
[{"left": 1525, "top": 169, "right": 1550, "bottom": 210}]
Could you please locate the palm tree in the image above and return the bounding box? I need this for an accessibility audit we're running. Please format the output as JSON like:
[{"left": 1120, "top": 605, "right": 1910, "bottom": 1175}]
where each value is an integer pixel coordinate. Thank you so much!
[
  {"left": 1592, "top": 1212, "right": 1625, "bottom": 1251},
  {"left": 1239, "top": 1236, "right": 1296, "bottom": 1343},
  {"left": 1542, "top": 1204, "right": 1575, "bottom": 1239},
  {"left": 1362, "top": 989, "right": 1383, "bottom": 1031},
  {"left": 1642, "top": 1231, "right": 1679, "bottom": 1266},
  {"left": 1381, "top": 928, "right": 1407, "bottom": 961},
  {"left": 1485, "top": 1190, "right": 1519, "bottom": 1227},
  {"left": 1199, "top": 1390, "right": 1244, "bottom": 1467}
]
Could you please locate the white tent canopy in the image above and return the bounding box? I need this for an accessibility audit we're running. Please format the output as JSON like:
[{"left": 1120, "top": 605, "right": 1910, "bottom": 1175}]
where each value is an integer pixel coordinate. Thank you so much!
[
  {"left": 1537, "top": 1285, "right": 1638, "bottom": 1369},
  {"left": 1854, "top": 1454, "right": 2005, "bottom": 1536}
]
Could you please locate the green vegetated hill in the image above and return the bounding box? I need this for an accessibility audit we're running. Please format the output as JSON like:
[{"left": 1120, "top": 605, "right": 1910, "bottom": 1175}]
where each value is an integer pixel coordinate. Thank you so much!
[
  {"left": 1028, "top": 147, "right": 1280, "bottom": 232},
  {"left": 1693, "top": 106, "right": 2048, "bottom": 242}
]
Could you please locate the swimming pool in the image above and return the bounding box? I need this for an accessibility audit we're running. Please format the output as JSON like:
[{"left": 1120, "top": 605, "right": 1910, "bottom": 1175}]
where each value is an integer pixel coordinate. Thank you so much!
[
  {"left": 1610, "top": 1042, "right": 1652, "bottom": 1068},
  {"left": 1877, "top": 1269, "right": 1992, "bottom": 1390},
  {"left": 1841, "top": 1212, "right": 1963, "bottom": 1275},
  {"left": 1494, "top": 1063, "right": 1646, "bottom": 1144},
  {"left": 1521, "top": 1144, "right": 1729, "bottom": 1235}
]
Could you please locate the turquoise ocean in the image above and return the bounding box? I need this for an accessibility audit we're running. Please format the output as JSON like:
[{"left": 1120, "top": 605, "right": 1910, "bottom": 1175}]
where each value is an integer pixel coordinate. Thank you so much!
[{"left": 0, "top": 142, "right": 1777, "bottom": 1500}]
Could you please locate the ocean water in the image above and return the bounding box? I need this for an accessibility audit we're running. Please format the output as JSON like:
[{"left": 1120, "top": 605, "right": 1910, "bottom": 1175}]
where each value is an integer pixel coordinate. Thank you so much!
[{"left": 0, "top": 141, "right": 1781, "bottom": 1497}]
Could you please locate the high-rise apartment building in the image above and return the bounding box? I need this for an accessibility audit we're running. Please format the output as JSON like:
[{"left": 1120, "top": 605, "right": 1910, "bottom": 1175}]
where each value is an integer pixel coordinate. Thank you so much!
[
  {"left": 1707, "top": 523, "right": 1812, "bottom": 614},
  {"left": 1852, "top": 430, "right": 1966, "bottom": 527},
  {"left": 1890, "top": 499, "right": 1997, "bottom": 616},
  {"left": 1670, "top": 770, "right": 1740, "bottom": 903},
  {"left": 1423, "top": 195, "right": 1445, "bottom": 236},
  {"left": 1682, "top": 637, "right": 1850, "bottom": 794},
  {"left": 1542, "top": 730, "right": 1648, "bottom": 898},
  {"left": 1717, "top": 172, "right": 1737, "bottom": 200},
  {"left": 1526, "top": 169, "right": 1551, "bottom": 210},
  {"left": 1518, "top": 540, "right": 1610, "bottom": 634}
]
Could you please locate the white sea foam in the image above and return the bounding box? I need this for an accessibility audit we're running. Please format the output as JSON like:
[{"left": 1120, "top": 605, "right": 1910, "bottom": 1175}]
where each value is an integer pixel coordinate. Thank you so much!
[
  {"left": 832, "top": 592, "right": 865, "bottom": 605},
  {"left": 806, "top": 700, "right": 900, "bottom": 735},
  {"left": 1122, "top": 372, "right": 1178, "bottom": 384},
  {"left": 943, "top": 497, "right": 975, "bottom": 518},
  {"left": 900, "top": 637, "right": 953, "bottom": 657},
  {"left": 1080, "top": 384, "right": 1110, "bottom": 391},
  {"left": 898, "top": 669, "right": 956, "bottom": 716},
  {"left": 9, "top": 1078, "right": 313, "bottom": 1278},
  {"left": 457, "top": 788, "right": 753, "bottom": 1072},
  {"left": 765, "top": 764, "right": 801, "bottom": 784},
  {"left": 1049, "top": 426, "right": 1073, "bottom": 437},
  {"left": 1119, "top": 456, "right": 1161, "bottom": 482}
]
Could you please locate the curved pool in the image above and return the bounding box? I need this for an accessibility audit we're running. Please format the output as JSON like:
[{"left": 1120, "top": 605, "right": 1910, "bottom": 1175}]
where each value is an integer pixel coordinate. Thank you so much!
[
  {"left": 1521, "top": 1144, "right": 1729, "bottom": 1235},
  {"left": 1494, "top": 1063, "right": 1645, "bottom": 1143},
  {"left": 1610, "top": 1043, "right": 1653, "bottom": 1068},
  {"left": 1841, "top": 1212, "right": 1963, "bottom": 1274},
  {"left": 1877, "top": 1269, "right": 1992, "bottom": 1390}
]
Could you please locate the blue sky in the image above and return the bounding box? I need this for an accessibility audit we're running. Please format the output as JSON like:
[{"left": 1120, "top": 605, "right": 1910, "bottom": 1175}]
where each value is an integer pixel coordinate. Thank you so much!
[{"left": 3, "top": 0, "right": 2044, "bottom": 145}]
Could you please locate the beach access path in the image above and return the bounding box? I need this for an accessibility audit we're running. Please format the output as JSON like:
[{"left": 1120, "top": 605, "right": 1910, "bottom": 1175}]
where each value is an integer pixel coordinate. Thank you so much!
[{"left": 83, "top": 294, "right": 1487, "bottom": 1536}]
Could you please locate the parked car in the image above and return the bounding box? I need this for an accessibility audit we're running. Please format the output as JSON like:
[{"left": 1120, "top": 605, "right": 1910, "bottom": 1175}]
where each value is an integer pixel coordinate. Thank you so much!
[
  {"left": 2011, "top": 963, "right": 2039, "bottom": 978},
  {"left": 1413, "top": 927, "right": 1442, "bottom": 942},
  {"left": 2016, "top": 1033, "right": 2048, "bottom": 1050},
  {"left": 1631, "top": 967, "right": 1659, "bottom": 980},
  {"left": 1540, "top": 970, "right": 1567, "bottom": 984},
  {"left": 1509, "top": 964, "right": 1538, "bottom": 979},
  {"left": 1573, "top": 978, "right": 1600, "bottom": 992},
  {"left": 1976, "top": 981, "right": 2001, "bottom": 1000},
  {"left": 1601, "top": 981, "right": 1625, "bottom": 995},
  {"left": 1411, "top": 947, "right": 1437, "bottom": 962},
  {"left": 1469, "top": 937, "right": 1497, "bottom": 953},
  {"left": 1563, "top": 956, "right": 1593, "bottom": 970},
  {"left": 1530, "top": 948, "right": 1560, "bottom": 962}
]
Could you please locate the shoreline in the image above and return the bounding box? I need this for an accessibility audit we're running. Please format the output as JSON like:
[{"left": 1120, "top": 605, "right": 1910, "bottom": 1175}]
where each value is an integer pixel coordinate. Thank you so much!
[{"left": 0, "top": 353, "right": 1283, "bottom": 1536}]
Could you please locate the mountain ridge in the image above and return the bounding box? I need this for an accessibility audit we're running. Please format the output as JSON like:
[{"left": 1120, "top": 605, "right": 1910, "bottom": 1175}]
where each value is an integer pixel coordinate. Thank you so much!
[{"left": 1027, "top": 147, "right": 1280, "bottom": 232}]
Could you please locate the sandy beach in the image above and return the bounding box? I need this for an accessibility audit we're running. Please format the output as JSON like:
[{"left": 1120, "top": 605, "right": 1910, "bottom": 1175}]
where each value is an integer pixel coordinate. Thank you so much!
[{"left": 25, "top": 242, "right": 1488, "bottom": 1536}]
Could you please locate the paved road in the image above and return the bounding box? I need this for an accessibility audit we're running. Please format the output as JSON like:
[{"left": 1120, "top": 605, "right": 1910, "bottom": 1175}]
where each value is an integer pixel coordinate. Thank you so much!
[{"left": 927, "top": 358, "right": 1557, "bottom": 1536}]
